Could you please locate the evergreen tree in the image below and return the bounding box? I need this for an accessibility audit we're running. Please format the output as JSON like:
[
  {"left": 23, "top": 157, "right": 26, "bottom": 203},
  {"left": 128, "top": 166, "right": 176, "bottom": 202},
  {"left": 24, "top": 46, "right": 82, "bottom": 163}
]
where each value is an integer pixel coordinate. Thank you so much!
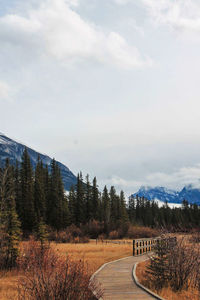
[
  {"left": 14, "top": 161, "right": 21, "bottom": 218},
  {"left": 146, "top": 239, "right": 170, "bottom": 290},
  {"left": 110, "top": 186, "right": 118, "bottom": 223},
  {"left": 20, "top": 148, "right": 36, "bottom": 232},
  {"left": 92, "top": 177, "right": 100, "bottom": 220},
  {"left": 47, "top": 159, "right": 69, "bottom": 230},
  {"left": 128, "top": 196, "right": 136, "bottom": 223},
  {"left": 75, "top": 172, "right": 85, "bottom": 224},
  {"left": 68, "top": 185, "right": 76, "bottom": 224},
  {"left": 119, "top": 190, "right": 128, "bottom": 223},
  {"left": 85, "top": 174, "right": 93, "bottom": 222},
  {"left": 35, "top": 219, "right": 48, "bottom": 249},
  {"left": 102, "top": 186, "right": 110, "bottom": 232},
  {"left": 34, "top": 156, "right": 46, "bottom": 222},
  {"left": 0, "top": 165, "right": 21, "bottom": 268}
]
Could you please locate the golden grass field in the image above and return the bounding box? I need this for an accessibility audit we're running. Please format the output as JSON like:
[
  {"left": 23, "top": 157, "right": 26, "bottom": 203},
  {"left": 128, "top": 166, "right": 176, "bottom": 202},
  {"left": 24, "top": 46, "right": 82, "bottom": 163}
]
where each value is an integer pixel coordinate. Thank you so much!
[
  {"left": 136, "top": 259, "right": 200, "bottom": 300},
  {"left": 1, "top": 237, "right": 198, "bottom": 300},
  {"left": 0, "top": 240, "right": 133, "bottom": 300},
  {"left": 52, "top": 240, "right": 133, "bottom": 275}
]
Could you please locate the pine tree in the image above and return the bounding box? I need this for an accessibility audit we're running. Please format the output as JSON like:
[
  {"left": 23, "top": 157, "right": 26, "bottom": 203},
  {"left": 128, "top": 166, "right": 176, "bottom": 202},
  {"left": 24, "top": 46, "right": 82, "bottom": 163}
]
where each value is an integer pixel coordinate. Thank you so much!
[
  {"left": 34, "top": 156, "right": 46, "bottom": 222},
  {"left": 14, "top": 161, "right": 21, "bottom": 218},
  {"left": 146, "top": 239, "right": 170, "bottom": 290},
  {"left": 75, "top": 172, "right": 85, "bottom": 225},
  {"left": 47, "top": 159, "right": 69, "bottom": 230},
  {"left": 85, "top": 174, "right": 93, "bottom": 222},
  {"left": 68, "top": 185, "right": 76, "bottom": 224},
  {"left": 0, "top": 165, "right": 21, "bottom": 268},
  {"left": 119, "top": 190, "right": 128, "bottom": 223},
  {"left": 35, "top": 219, "right": 48, "bottom": 249},
  {"left": 102, "top": 186, "right": 110, "bottom": 232},
  {"left": 92, "top": 177, "right": 100, "bottom": 220},
  {"left": 44, "top": 164, "right": 50, "bottom": 205},
  {"left": 110, "top": 186, "right": 117, "bottom": 223},
  {"left": 128, "top": 196, "right": 136, "bottom": 223},
  {"left": 20, "top": 148, "right": 36, "bottom": 232}
]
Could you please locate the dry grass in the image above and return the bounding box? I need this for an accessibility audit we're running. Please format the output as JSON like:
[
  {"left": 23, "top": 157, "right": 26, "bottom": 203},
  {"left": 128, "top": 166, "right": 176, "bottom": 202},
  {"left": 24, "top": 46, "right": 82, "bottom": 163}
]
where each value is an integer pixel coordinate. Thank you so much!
[
  {"left": 0, "top": 240, "right": 132, "bottom": 299},
  {"left": 136, "top": 260, "right": 200, "bottom": 300},
  {"left": 51, "top": 240, "right": 132, "bottom": 275},
  {"left": 0, "top": 270, "right": 19, "bottom": 300}
]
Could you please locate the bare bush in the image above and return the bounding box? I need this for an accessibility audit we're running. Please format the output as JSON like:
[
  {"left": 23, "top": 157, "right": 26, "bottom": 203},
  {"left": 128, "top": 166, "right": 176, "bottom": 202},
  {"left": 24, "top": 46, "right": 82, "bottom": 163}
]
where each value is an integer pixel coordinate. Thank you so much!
[
  {"left": 127, "top": 226, "right": 158, "bottom": 239},
  {"left": 47, "top": 225, "right": 89, "bottom": 244},
  {"left": 146, "top": 237, "right": 200, "bottom": 293},
  {"left": 83, "top": 220, "right": 104, "bottom": 239},
  {"left": 189, "top": 231, "right": 200, "bottom": 244},
  {"left": 17, "top": 240, "right": 102, "bottom": 300},
  {"left": 108, "top": 230, "right": 119, "bottom": 240}
]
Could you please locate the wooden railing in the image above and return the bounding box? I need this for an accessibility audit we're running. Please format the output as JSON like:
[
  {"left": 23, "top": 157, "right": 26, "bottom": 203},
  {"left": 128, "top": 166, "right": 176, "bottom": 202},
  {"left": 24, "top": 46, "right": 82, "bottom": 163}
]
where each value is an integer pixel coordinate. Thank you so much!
[
  {"left": 133, "top": 236, "right": 177, "bottom": 256},
  {"left": 133, "top": 237, "right": 158, "bottom": 256}
]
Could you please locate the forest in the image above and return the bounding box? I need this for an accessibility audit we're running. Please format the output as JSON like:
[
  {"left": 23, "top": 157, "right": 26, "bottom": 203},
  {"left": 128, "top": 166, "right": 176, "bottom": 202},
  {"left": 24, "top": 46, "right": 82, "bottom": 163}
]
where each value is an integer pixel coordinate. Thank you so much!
[
  {"left": 1, "top": 148, "right": 200, "bottom": 241},
  {"left": 0, "top": 148, "right": 200, "bottom": 299}
]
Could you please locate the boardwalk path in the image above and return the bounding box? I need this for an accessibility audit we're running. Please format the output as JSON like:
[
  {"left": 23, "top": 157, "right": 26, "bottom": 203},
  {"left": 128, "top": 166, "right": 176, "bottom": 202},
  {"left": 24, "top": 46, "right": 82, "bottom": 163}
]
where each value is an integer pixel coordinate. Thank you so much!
[{"left": 92, "top": 254, "right": 157, "bottom": 300}]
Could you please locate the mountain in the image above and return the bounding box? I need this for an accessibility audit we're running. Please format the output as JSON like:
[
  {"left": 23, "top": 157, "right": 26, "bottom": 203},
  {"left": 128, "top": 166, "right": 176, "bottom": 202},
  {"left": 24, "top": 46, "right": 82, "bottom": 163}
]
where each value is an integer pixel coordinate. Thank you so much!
[
  {"left": 132, "top": 186, "right": 180, "bottom": 203},
  {"left": 132, "top": 185, "right": 200, "bottom": 205},
  {"left": 179, "top": 184, "right": 200, "bottom": 205},
  {"left": 0, "top": 133, "right": 77, "bottom": 190}
]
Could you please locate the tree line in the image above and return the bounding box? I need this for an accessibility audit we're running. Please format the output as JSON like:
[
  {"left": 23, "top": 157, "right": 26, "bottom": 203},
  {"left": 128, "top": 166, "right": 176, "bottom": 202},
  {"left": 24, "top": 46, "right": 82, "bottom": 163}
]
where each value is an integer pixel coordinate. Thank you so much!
[
  {"left": 0, "top": 147, "right": 200, "bottom": 241},
  {"left": 128, "top": 196, "right": 200, "bottom": 229}
]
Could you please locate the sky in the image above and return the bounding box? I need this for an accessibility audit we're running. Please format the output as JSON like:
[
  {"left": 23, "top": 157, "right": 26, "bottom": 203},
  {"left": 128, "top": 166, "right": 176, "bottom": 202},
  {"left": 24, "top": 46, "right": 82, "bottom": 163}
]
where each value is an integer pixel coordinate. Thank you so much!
[{"left": 1, "top": 0, "right": 200, "bottom": 195}]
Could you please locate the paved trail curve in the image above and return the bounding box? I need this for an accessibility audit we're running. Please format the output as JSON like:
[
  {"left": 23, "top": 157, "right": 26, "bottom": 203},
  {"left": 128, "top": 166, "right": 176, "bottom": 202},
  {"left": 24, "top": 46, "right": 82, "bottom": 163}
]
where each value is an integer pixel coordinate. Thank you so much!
[{"left": 92, "top": 254, "right": 158, "bottom": 300}]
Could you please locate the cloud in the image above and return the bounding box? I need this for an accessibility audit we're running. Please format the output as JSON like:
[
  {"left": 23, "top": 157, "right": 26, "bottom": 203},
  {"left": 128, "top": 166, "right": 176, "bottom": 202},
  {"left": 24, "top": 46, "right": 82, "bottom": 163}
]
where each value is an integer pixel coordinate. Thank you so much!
[
  {"left": 141, "top": 0, "right": 200, "bottom": 32},
  {"left": 112, "top": 0, "right": 131, "bottom": 4},
  {"left": 0, "top": 81, "right": 10, "bottom": 100},
  {"left": 0, "top": 0, "right": 152, "bottom": 69},
  {"left": 65, "top": 0, "right": 79, "bottom": 7},
  {"left": 113, "top": 0, "right": 200, "bottom": 32},
  {"left": 103, "top": 164, "right": 200, "bottom": 195}
]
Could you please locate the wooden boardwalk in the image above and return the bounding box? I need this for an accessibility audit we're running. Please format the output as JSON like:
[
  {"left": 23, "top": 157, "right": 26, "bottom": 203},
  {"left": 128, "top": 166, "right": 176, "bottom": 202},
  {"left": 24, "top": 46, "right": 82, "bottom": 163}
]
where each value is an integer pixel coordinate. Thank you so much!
[{"left": 92, "top": 254, "right": 157, "bottom": 300}]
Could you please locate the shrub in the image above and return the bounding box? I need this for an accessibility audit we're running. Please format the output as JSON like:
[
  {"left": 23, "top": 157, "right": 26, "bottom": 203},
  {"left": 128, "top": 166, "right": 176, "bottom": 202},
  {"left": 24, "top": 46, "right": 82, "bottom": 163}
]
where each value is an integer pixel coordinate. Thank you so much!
[
  {"left": 17, "top": 240, "right": 102, "bottom": 300},
  {"left": 146, "top": 237, "right": 200, "bottom": 292},
  {"left": 98, "top": 234, "right": 106, "bottom": 241},
  {"left": 57, "top": 231, "right": 73, "bottom": 243},
  {"left": 127, "top": 226, "right": 158, "bottom": 239},
  {"left": 66, "top": 224, "right": 82, "bottom": 238},
  {"left": 189, "top": 231, "right": 200, "bottom": 244},
  {"left": 108, "top": 231, "right": 119, "bottom": 240},
  {"left": 83, "top": 220, "right": 104, "bottom": 239},
  {"left": 46, "top": 225, "right": 89, "bottom": 244}
]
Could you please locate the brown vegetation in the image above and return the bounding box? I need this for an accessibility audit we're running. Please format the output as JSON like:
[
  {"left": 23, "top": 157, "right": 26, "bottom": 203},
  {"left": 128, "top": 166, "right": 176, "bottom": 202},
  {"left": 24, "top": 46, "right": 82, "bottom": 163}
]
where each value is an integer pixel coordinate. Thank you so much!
[
  {"left": 127, "top": 225, "right": 159, "bottom": 239},
  {"left": 103, "top": 225, "right": 159, "bottom": 240},
  {"left": 136, "top": 236, "right": 200, "bottom": 300},
  {"left": 17, "top": 240, "right": 101, "bottom": 300},
  {"left": 48, "top": 223, "right": 159, "bottom": 242},
  {"left": 0, "top": 239, "right": 133, "bottom": 299},
  {"left": 51, "top": 239, "right": 132, "bottom": 274}
]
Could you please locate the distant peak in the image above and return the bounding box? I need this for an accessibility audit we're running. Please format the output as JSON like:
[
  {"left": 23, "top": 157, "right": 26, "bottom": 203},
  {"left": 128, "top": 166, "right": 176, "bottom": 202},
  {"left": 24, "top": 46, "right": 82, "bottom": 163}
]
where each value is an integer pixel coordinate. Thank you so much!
[
  {"left": 183, "top": 183, "right": 200, "bottom": 191},
  {"left": 139, "top": 185, "right": 152, "bottom": 191}
]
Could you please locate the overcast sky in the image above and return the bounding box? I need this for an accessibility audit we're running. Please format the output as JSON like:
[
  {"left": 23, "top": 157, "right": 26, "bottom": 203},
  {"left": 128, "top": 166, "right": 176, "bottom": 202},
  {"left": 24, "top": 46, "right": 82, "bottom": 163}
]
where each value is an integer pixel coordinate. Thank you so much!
[{"left": 1, "top": 0, "right": 200, "bottom": 194}]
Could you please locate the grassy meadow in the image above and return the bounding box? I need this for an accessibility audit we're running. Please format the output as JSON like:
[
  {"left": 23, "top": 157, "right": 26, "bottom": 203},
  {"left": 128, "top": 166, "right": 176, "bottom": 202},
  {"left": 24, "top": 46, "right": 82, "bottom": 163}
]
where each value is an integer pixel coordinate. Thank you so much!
[{"left": 0, "top": 240, "right": 133, "bottom": 300}]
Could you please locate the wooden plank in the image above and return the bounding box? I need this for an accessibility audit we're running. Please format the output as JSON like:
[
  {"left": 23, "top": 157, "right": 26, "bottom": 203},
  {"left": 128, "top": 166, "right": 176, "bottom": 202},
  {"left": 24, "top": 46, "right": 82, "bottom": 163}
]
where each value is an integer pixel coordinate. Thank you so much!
[{"left": 92, "top": 254, "right": 157, "bottom": 300}]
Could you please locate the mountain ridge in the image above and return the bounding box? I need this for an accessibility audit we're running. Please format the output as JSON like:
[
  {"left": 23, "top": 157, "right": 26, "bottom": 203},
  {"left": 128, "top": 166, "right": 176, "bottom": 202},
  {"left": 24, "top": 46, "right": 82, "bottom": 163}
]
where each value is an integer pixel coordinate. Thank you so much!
[
  {"left": 131, "top": 185, "right": 200, "bottom": 205},
  {"left": 0, "top": 133, "right": 77, "bottom": 190}
]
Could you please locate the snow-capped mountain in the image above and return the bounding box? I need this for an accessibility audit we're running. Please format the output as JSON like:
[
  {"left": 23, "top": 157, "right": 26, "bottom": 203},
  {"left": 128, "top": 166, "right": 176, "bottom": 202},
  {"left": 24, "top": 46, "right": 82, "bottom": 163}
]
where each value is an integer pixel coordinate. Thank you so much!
[
  {"left": 132, "top": 186, "right": 179, "bottom": 203},
  {"left": 179, "top": 184, "right": 200, "bottom": 205},
  {"left": 0, "top": 133, "right": 77, "bottom": 190},
  {"left": 132, "top": 185, "right": 200, "bottom": 205}
]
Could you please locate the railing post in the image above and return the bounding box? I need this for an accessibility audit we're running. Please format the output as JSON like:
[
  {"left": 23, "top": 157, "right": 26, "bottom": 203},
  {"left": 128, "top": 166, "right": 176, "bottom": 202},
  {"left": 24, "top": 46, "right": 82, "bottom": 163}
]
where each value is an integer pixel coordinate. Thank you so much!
[{"left": 133, "top": 240, "right": 135, "bottom": 256}]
